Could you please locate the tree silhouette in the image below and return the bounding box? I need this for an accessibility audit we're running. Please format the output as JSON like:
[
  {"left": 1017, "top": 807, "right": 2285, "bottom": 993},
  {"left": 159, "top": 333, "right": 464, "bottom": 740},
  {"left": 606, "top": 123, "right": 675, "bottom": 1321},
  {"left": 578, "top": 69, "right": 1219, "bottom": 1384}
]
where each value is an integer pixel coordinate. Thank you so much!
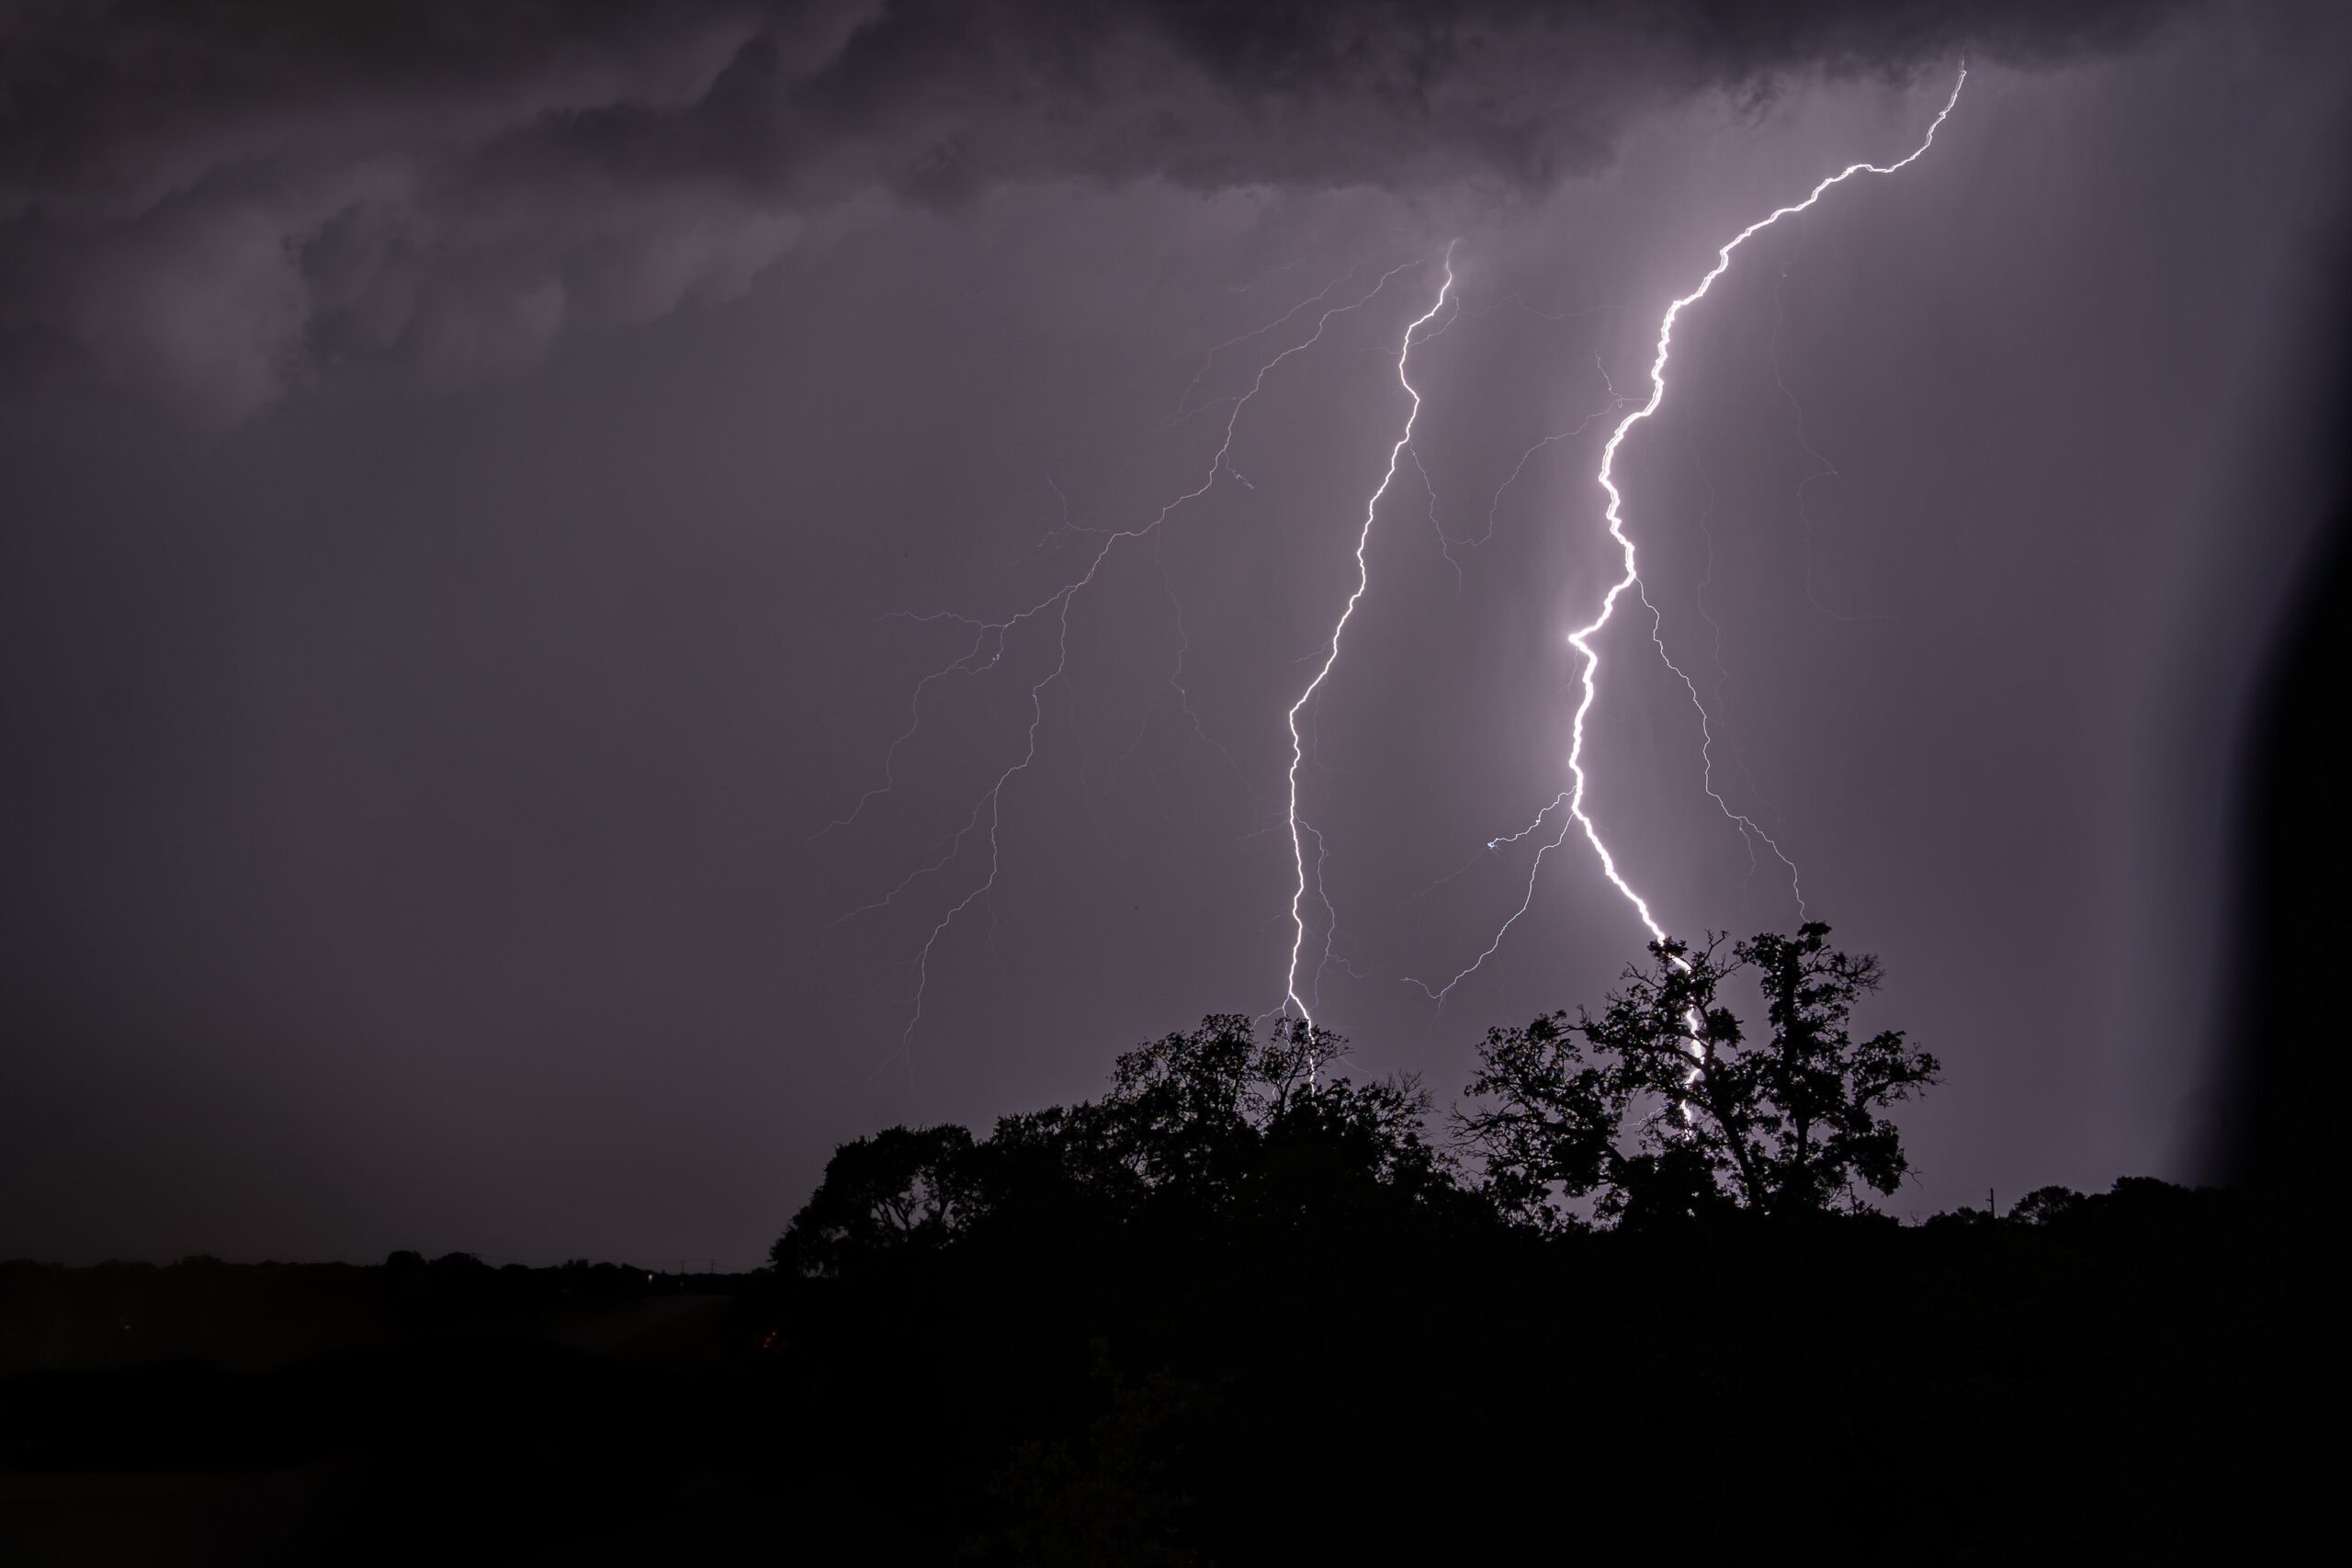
[
  {"left": 772, "top": 1015, "right": 1445, "bottom": 1276},
  {"left": 1090, "top": 1012, "right": 1317, "bottom": 1206},
  {"left": 771, "top": 1123, "right": 976, "bottom": 1277},
  {"left": 2007, "top": 1184, "right": 2087, "bottom": 1225},
  {"left": 1459, "top": 922, "right": 1939, "bottom": 1225}
]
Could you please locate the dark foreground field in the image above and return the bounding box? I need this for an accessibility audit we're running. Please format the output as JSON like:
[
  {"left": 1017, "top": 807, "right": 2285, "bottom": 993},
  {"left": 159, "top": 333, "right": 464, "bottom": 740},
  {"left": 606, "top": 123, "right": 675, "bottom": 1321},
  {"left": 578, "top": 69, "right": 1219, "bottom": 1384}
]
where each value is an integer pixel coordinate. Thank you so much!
[{"left": 0, "top": 1182, "right": 2323, "bottom": 1564}]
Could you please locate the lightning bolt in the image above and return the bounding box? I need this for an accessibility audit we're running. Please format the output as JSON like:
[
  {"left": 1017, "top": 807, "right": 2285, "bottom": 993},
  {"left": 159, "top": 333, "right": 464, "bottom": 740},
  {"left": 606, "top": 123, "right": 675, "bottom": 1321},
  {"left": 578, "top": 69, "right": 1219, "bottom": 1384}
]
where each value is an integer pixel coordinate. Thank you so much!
[
  {"left": 1401, "top": 792, "right": 1577, "bottom": 1010},
  {"left": 1282, "top": 244, "right": 1457, "bottom": 1035},
  {"left": 1639, "top": 581, "right": 1805, "bottom": 910},
  {"left": 1418, "top": 63, "right": 1964, "bottom": 1006},
  {"left": 838, "top": 259, "right": 1425, "bottom": 1071},
  {"left": 842, "top": 64, "right": 1966, "bottom": 1077},
  {"left": 1409, "top": 298, "right": 1622, "bottom": 589},
  {"left": 1570, "top": 62, "right": 1964, "bottom": 947},
  {"left": 1170, "top": 264, "right": 1367, "bottom": 423},
  {"left": 1464, "top": 352, "right": 1626, "bottom": 556},
  {"left": 1681, "top": 434, "right": 1769, "bottom": 830}
]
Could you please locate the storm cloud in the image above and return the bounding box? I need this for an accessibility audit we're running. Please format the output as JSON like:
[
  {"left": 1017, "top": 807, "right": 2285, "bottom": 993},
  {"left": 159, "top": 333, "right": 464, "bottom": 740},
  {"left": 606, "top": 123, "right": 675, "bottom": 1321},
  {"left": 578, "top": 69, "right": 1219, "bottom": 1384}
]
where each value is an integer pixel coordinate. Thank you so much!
[{"left": 3, "top": 0, "right": 2190, "bottom": 416}]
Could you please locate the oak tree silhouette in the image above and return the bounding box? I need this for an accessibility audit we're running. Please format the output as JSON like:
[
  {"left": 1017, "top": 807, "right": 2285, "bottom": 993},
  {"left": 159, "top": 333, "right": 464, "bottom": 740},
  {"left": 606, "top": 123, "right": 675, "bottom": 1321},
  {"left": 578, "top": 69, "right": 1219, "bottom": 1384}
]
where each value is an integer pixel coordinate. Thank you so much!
[{"left": 1459, "top": 921, "right": 1939, "bottom": 1226}]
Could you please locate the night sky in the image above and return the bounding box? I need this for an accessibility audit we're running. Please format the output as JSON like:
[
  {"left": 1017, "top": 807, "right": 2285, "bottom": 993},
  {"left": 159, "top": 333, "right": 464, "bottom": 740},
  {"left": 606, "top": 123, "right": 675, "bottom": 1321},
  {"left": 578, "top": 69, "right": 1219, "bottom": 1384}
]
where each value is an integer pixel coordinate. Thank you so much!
[{"left": 4, "top": 1, "right": 2346, "bottom": 1268}]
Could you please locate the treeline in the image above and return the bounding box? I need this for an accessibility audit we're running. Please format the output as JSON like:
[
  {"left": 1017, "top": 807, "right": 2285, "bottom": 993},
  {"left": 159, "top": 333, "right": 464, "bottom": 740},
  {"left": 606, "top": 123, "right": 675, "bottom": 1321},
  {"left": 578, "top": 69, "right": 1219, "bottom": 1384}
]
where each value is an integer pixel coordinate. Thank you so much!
[
  {"left": 0, "top": 1253, "right": 731, "bottom": 1377},
  {"left": 776, "top": 925, "right": 1939, "bottom": 1269},
  {"left": 754, "top": 928, "right": 2310, "bottom": 1561},
  {"left": 0, "top": 928, "right": 2313, "bottom": 1562}
]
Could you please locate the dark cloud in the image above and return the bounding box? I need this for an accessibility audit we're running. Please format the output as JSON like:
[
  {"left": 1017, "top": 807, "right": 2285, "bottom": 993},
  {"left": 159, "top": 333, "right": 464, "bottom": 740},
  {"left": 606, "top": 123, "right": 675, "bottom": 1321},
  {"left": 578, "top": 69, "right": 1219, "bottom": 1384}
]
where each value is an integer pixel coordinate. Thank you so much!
[{"left": 2, "top": 0, "right": 2188, "bottom": 416}]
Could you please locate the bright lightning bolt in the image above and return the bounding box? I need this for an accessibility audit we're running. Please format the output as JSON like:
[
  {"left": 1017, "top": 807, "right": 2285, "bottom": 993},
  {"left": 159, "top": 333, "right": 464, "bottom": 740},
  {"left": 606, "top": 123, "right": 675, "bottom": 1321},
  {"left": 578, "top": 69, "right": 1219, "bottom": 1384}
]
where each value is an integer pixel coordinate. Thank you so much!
[
  {"left": 842, "top": 64, "right": 1965, "bottom": 1077},
  {"left": 1417, "top": 64, "right": 1964, "bottom": 1009},
  {"left": 1566, "top": 63, "right": 1965, "bottom": 949},
  {"left": 839, "top": 260, "right": 1424, "bottom": 1072},
  {"left": 1282, "top": 244, "right": 1457, "bottom": 1039}
]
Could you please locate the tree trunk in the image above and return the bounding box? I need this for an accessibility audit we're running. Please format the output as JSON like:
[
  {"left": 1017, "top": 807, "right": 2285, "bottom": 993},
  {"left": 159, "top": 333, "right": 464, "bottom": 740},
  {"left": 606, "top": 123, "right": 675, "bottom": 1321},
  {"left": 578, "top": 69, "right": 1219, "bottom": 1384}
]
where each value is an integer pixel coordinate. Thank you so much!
[{"left": 1695, "top": 1037, "right": 1770, "bottom": 1210}]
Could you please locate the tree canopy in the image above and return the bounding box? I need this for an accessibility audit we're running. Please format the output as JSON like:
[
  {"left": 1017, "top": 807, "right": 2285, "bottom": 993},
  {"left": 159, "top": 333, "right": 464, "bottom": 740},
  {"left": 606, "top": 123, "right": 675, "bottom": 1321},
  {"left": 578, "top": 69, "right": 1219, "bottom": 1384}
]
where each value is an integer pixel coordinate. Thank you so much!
[
  {"left": 772, "top": 1014, "right": 1451, "bottom": 1277},
  {"left": 779, "top": 923, "right": 1937, "bottom": 1287},
  {"left": 1458, "top": 921, "right": 1940, "bottom": 1227}
]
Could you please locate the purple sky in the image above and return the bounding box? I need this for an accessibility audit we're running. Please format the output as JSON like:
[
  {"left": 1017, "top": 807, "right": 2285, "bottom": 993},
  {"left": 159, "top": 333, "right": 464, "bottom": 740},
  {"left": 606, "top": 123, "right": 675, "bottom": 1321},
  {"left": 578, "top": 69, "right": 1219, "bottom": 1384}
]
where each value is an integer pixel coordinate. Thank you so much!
[{"left": 4, "top": 1, "right": 2346, "bottom": 1265}]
